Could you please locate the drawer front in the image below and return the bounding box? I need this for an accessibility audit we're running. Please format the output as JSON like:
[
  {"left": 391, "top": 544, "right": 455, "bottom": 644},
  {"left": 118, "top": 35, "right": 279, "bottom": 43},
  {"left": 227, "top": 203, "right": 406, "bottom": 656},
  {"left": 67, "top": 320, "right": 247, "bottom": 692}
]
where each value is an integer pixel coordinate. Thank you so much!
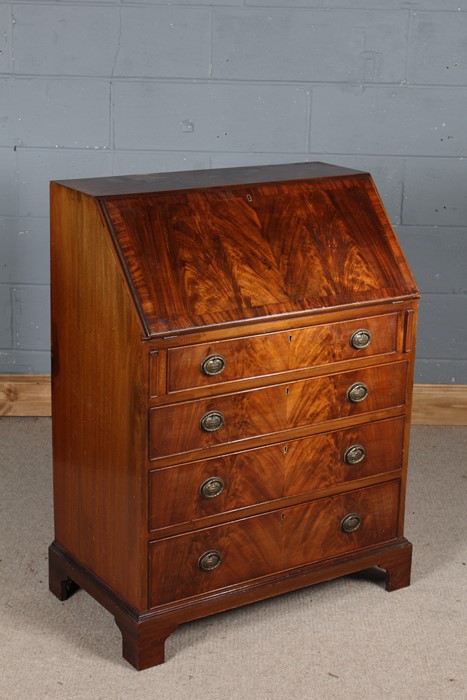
[
  {"left": 167, "top": 313, "right": 399, "bottom": 392},
  {"left": 149, "top": 481, "right": 400, "bottom": 606},
  {"left": 149, "top": 417, "right": 405, "bottom": 530},
  {"left": 149, "top": 361, "right": 407, "bottom": 460}
]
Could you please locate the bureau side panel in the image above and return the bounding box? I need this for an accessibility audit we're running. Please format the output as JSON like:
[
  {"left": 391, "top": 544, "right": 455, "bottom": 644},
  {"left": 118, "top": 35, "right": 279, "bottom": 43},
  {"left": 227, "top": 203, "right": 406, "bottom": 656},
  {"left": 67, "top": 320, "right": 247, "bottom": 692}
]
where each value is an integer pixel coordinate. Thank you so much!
[{"left": 50, "top": 184, "right": 147, "bottom": 609}]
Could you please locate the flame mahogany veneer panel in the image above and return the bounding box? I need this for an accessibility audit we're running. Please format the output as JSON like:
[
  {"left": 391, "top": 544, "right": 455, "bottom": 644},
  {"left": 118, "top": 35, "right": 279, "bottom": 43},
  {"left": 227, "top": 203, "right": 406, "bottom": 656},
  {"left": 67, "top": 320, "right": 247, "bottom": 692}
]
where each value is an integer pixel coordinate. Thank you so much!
[
  {"left": 167, "top": 312, "right": 399, "bottom": 393},
  {"left": 102, "top": 177, "right": 418, "bottom": 336},
  {"left": 149, "top": 362, "right": 407, "bottom": 460},
  {"left": 149, "top": 417, "right": 405, "bottom": 530},
  {"left": 149, "top": 481, "right": 400, "bottom": 607}
]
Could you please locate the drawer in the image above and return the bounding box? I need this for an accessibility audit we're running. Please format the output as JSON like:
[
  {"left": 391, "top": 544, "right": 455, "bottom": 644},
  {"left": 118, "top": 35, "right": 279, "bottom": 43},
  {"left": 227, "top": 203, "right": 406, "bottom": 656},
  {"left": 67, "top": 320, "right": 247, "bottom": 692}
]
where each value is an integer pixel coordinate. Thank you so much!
[
  {"left": 149, "top": 480, "right": 400, "bottom": 606},
  {"left": 166, "top": 313, "right": 399, "bottom": 393},
  {"left": 149, "top": 417, "right": 405, "bottom": 530},
  {"left": 149, "top": 361, "right": 407, "bottom": 460}
]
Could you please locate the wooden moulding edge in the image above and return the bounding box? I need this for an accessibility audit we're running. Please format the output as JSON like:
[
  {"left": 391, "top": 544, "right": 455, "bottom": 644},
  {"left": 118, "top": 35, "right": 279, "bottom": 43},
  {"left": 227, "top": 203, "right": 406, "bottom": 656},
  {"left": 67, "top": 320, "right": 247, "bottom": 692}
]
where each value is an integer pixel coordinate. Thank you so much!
[{"left": 49, "top": 538, "right": 412, "bottom": 626}]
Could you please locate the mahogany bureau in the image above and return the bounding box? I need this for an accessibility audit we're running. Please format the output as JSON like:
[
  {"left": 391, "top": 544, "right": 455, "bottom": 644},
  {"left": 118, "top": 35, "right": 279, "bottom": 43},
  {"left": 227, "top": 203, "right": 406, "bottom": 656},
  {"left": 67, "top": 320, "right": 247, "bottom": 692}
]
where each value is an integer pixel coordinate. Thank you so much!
[{"left": 49, "top": 162, "right": 420, "bottom": 670}]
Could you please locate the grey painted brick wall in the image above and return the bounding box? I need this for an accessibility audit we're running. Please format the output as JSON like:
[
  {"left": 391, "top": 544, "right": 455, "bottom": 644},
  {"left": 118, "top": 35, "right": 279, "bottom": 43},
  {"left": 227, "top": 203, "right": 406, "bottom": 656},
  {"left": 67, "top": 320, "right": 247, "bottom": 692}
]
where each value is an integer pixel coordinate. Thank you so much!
[{"left": 0, "top": 0, "right": 466, "bottom": 382}]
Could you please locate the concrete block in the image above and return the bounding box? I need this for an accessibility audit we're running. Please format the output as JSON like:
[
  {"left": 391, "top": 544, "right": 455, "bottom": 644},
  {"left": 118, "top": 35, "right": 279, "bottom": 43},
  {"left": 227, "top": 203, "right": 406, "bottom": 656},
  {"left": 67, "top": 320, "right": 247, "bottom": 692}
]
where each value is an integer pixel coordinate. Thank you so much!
[
  {"left": 0, "top": 217, "right": 50, "bottom": 284},
  {"left": 212, "top": 9, "right": 407, "bottom": 83},
  {"left": 113, "top": 81, "right": 309, "bottom": 152},
  {"left": 12, "top": 285, "right": 50, "bottom": 351},
  {"left": 409, "top": 0, "right": 467, "bottom": 7},
  {"left": 395, "top": 226, "right": 467, "bottom": 295},
  {"left": 114, "top": 6, "right": 211, "bottom": 78},
  {"left": 0, "top": 147, "right": 17, "bottom": 217},
  {"left": 17, "top": 148, "right": 112, "bottom": 217},
  {"left": 310, "top": 85, "right": 467, "bottom": 156},
  {"left": 124, "top": 0, "right": 243, "bottom": 4},
  {"left": 245, "top": 0, "right": 321, "bottom": 6},
  {"left": 0, "top": 285, "right": 12, "bottom": 348},
  {"left": 323, "top": 155, "right": 403, "bottom": 225},
  {"left": 0, "top": 78, "right": 110, "bottom": 149},
  {"left": 46, "top": 0, "right": 115, "bottom": 3},
  {"left": 0, "top": 349, "right": 50, "bottom": 374},
  {"left": 210, "top": 153, "right": 312, "bottom": 168},
  {"left": 414, "top": 359, "right": 467, "bottom": 385},
  {"left": 326, "top": 1, "right": 467, "bottom": 8},
  {"left": 0, "top": 5, "right": 12, "bottom": 73},
  {"left": 403, "top": 157, "right": 467, "bottom": 227},
  {"left": 112, "top": 151, "right": 211, "bottom": 176},
  {"left": 12, "top": 4, "right": 120, "bottom": 76},
  {"left": 408, "top": 12, "right": 467, "bottom": 86},
  {"left": 416, "top": 295, "right": 467, "bottom": 361}
]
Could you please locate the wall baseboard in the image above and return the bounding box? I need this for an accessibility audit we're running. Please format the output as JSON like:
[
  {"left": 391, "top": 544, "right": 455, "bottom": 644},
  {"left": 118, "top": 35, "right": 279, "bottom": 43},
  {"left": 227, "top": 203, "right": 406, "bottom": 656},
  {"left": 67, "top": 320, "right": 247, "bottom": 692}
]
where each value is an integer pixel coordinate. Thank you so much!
[
  {"left": 0, "top": 374, "right": 51, "bottom": 417},
  {"left": 410, "top": 384, "right": 467, "bottom": 426},
  {"left": 0, "top": 375, "right": 466, "bottom": 425}
]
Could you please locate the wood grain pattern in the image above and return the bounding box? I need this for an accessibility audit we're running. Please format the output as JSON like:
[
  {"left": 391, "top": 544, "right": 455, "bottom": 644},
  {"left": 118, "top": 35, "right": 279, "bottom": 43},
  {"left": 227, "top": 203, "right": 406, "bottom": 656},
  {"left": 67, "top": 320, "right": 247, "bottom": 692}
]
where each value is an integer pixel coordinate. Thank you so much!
[
  {"left": 27, "top": 379, "right": 464, "bottom": 424},
  {"left": 0, "top": 374, "right": 51, "bottom": 416},
  {"left": 49, "top": 162, "right": 419, "bottom": 669},
  {"left": 102, "top": 175, "right": 418, "bottom": 337},
  {"left": 150, "top": 361, "right": 407, "bottom": 459},
  {"left": 50, "top": 183, "right": 148, "bottom": 609},
  {"left": 167, "top": 312, "right": 399, "bottom": 393},
  {"left": 54, "top": 161, "right": 364, "bottom": 197},
  {"left": 49, "top": 533, "right": 412, "bottom": 671},
  {"left": 149, "top": 481, "right": 400, "bottom": 606},
  {"left": 149, "top": 417, "right": 405, "bottom": 531},
  {"left": 411, "top": 384, "right": 467, "bottom": 425}
]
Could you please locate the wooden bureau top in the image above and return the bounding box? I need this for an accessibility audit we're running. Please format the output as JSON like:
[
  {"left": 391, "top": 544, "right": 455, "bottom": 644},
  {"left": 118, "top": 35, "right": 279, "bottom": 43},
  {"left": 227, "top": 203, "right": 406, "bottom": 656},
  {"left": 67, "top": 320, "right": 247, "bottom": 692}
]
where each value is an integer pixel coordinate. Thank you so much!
[
  {"left": 52, "top": 162, "right": 420, "bottom": 338},
  {"left": 53, "top": 161, "right": 362, "bottom": 197}
]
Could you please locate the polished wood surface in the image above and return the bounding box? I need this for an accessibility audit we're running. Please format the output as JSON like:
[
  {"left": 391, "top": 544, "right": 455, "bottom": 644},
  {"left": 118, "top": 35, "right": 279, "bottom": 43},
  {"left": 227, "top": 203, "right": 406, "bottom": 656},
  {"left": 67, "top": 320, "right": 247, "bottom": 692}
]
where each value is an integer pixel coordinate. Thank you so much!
[
  {"left": 50, "top": 183, "right": 148, "bottom": 608},
  {"left": 102, "top": 175, "right": 418, "bottom": 337},
  {"left": 149, "top": 481, "right": 400, "bottom": 606},
  {"left": 49, "top": 162, "right": 419, "bottom": 669},
  {"left": 149, "top": 417, "right": 405, "bottom": 531},
  {"left": 167, "top": 312, "right": 399, "bottom": 393},
  {"left": 17, "top": 377, "right": 464, "bottom": 424},
  {"left": 49, "top": 535, "right": 412, "bottom": 670},
  {"left": 149, "top": 418, "right": 404, "bottom": 530},
  {"left": 54, "top": 161, "right": 364, "bottom": 197},
  {"left": 150, "top": 362, "right": 407, "bottom": 459}
]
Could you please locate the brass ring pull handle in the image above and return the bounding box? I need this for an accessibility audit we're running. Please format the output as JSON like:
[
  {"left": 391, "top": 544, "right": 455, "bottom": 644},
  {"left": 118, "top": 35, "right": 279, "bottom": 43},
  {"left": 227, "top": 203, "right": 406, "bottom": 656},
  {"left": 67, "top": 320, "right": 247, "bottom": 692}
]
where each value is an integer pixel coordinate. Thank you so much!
[
  {"left": 346, "top": 382, "right": 368, "bottom": 404},
  {"left": 200, "top": 411, "right": 224, "bottom": 433},
  {"left": 199, "top": 476, "right": 225, "bottom": 499},
  {"left": 343, "top": 444, "right": 366, "bottom": 465},
  {"left": 198, "top": 550, "right": 222, "bottom": 572},
  {"left": 341, "top": 513, "right": 362, "bottom": 533},
  {"left": 201, "top": 354, "right": 226, "bottom": 376},
  {"left": 350, "top": 329, "right": 372, "bottom": 350}
]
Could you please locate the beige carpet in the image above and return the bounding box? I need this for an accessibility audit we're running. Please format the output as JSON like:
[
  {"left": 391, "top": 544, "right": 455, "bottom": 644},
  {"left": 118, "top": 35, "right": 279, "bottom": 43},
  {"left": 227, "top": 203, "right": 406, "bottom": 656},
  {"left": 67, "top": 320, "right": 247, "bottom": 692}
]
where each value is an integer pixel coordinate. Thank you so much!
[{"left": 0, "top": 418, "right": 465, "bottom": 699}]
